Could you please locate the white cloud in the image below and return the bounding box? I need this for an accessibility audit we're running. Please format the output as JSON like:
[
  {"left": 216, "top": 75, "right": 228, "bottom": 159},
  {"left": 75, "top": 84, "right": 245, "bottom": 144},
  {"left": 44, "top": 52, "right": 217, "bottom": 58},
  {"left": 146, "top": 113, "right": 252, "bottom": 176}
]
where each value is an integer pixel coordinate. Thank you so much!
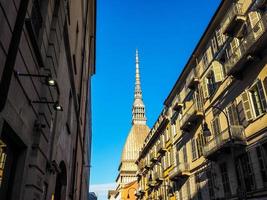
[{"left": 90, "top": 183, "right": 117, "bottom": 200}]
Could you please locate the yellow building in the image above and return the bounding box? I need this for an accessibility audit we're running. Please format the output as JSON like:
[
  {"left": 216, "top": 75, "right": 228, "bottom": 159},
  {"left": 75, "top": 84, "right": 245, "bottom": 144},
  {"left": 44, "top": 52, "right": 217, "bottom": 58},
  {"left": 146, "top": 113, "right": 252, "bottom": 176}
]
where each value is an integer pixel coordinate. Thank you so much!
[{"left": 136, "top": 0, "right": 267, "bottom": 199}]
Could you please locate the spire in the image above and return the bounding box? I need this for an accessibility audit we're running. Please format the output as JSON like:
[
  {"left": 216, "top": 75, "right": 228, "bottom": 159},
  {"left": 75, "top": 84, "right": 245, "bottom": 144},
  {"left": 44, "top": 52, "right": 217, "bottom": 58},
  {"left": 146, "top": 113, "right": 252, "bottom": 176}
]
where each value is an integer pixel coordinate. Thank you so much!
[{"left": 132, "top": 49, "right": 146, "bottom": 125}]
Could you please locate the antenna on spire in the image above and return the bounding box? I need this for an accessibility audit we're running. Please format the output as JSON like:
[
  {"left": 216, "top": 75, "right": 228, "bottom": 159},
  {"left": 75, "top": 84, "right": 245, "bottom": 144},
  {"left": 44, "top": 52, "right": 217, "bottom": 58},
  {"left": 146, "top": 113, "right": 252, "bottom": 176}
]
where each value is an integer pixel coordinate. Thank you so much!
[{"left": 132, "top": 49, "right": 146, "bottom": 125}]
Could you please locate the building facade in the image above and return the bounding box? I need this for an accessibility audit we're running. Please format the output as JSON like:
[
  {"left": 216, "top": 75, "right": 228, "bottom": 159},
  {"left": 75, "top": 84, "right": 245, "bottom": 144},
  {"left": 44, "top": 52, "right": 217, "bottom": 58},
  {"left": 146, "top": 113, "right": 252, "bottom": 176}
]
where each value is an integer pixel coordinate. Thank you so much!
[
  {"left": 136, "top": 0, "right": 267, "bottom": 199},
  {"left": 113, "top": 50, "right": 150, "bottom": 198},
  {"left": 0, "top": 0, "right": 96, "bottom": 200}
]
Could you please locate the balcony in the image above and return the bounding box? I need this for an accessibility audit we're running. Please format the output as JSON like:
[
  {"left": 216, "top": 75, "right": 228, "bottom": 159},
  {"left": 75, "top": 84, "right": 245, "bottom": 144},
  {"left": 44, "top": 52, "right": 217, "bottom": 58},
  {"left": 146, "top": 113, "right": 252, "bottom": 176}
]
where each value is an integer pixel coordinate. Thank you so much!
[
  {"left": 186, "top": 68, "right": 199, "bottom": 90},
  {"left": 221, "top": 3, "right": 246, "bottom": 37},
  {"left": 225, "top": 12, "right": 267, "bottom": 77},
  {"left": 203, "top": 125, "right": 246, "bottom": 161},
  {"left": 147, "top": 180, "right": 156, "bottom": 189},
  {"left": 180, "top": 100, "right": 203, "bottom": 131},
  {"left": 150, "top": 152, "right": 158, "bottom": 163},
  {"left": 173, "top": 101, "right": 183, "bottom": 112},
  {"left": 169, "top": 163, "right": 190, "bottom": 181},
  {"left": 154, "top": 172, "right": 164, "bottom": 184},
  {"left": 156, "top": 141, "right": 167, "bottom": 156}
]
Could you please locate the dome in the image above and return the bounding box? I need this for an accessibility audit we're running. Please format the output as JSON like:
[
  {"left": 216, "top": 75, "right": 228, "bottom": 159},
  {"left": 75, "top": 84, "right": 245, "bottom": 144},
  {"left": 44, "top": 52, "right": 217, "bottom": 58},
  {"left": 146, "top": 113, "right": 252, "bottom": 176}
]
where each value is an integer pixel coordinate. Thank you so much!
[{"left": 120, "top": 124, "right": 149, "bottom": 172}]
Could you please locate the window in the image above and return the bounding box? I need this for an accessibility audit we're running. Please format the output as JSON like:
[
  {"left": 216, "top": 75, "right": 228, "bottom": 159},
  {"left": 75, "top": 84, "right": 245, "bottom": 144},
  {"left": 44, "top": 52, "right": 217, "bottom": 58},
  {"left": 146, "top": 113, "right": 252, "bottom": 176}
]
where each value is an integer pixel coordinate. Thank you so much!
[
  {"left": 207, "top": 72, "right": 217, "bottom": 96},
  {"left": 195, "top": 173, "right": 203, "bottom": 200},
  {"left": 176, "top": 145, "right": 180, "bottom": 165},
  {"left": 202, "top": 61, "right": 223, "bottom": 99},
  {"left": 236, "top": 152, "right": 256, "bottom": 192},
  {"left": 183, "top": 146, "right": 188, "bottom": 163},
  {"left": 211, "top": 116, "right": 221, "bottom": 136},
  {"left": 216, "top": 28, "right": 226, "bottom": 47},
  {"left": 256, "top": 144, "right": 267, "bottom": 187},
  {"left": 248, "top": 11, "right": 263, "bottom": 40},
  {"left": 226, "top": 38, "right": 241, "bottom": 61},
  {"left": 165, "top": 125, "right": 171, "bottom": 142},
  {"left": 167, "top": 151, "right": 171, "bottom": 168},
  {"left": 207, "top": 170, "right": 216, "bottom": 200},
  {"left": 191, "top": 139, "right": 197, "bottom": 160},
  {"left": 220, "top": 163, "right": 231, "bottom": 197},
  {"left": 250, "top": 81, "right": 266, "bottom": 117},
  {"left": 242, "top": 80, "right": 267, "bottom": 121},
  {"left": 211, "top": 36, "right": 218, "bottom": 55},
  {"left": 196, "top": 133, "right": 206, "bottom": 157},
  {"left": 186, "top": 179, "right": 191, "bottom": 200},
  {"left": 227, "top": 102, "right": 240, "bottom": 126}
]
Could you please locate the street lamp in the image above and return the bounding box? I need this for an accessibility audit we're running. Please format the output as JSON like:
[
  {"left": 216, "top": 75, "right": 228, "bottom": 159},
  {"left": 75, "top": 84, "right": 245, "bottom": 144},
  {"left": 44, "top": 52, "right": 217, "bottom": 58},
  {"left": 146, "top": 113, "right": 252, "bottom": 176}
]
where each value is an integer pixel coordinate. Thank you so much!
[{"left": 202, "top": 105, "right": 245, "bottom": 199}]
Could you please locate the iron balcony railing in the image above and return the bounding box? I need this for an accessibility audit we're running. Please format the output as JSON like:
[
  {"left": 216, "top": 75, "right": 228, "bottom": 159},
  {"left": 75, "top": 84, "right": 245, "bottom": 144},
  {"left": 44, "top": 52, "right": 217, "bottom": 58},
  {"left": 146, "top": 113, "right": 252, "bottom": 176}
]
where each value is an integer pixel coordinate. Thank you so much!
[
  {"left": 150, "top": 151, "right": 157, "bottom": 162},
  {"left": 156, "top": 140, "right": 167, "bottom": 155},
  {"left": 169, "top": 162, "right": 190, "bottom": 180},
  {"left": 221, "top": 3, "right": 245, "bottom": 35},
  {"left": 154, "top": 171, "right": 164, "bottom": 183},
  {"left": 225, "top": 12, "right": 267, "bottom": 75},
  {"left": 186, "top": 68, "right": 199, "bottom": 89},
  {"left": 180, "top": 99, "right": 203, "bottom": 131},
  {"left": 203, "top": 125, "right": 246, "bottom": 159}
]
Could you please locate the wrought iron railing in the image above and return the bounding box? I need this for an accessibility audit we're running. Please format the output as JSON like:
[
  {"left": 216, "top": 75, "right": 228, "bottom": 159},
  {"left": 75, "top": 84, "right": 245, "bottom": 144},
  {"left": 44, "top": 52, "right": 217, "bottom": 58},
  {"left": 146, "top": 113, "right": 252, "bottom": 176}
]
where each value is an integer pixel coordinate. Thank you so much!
[
  {"left": 170, "top": 162, "right": 190, "bottom": 178},
  {"left": 225, "top": 12, "right": 267, "bottom": 74},
  {"left": 203, "top": 125, "right": 246, "bottom": 157},
  {"left": 221, "top": 3, "right": 244, "bottom": 33},
  {"left": 186, "top": 68, "right": 198, "bottom": 89},
  {"left": 180, "top": 99, "right": 203, "bottom": 129}
]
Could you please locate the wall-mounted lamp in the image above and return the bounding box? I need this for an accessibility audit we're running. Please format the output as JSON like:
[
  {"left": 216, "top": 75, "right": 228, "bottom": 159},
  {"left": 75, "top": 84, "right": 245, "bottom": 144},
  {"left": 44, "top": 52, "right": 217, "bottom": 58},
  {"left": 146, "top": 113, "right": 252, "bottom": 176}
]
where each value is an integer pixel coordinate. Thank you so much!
[
  {"left": 15, "top": 71, "right": 57, "bottom": 87},
  {"left": 32, "top": 100, "right": 63, "bottom": 111}
]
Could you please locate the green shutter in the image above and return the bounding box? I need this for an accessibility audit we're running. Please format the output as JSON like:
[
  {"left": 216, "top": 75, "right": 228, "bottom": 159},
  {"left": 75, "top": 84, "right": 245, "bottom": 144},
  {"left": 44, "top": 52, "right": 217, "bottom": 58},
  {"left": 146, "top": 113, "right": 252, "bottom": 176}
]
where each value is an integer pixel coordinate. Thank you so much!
[
  {"left": 212, "top": 61, "right": 224, "bottom": 82},
  {"left": 257, "top": 80, "right": 267, "bottom": 112},
  {"left": 241, "top": 91, "right": 253, "bottom": 121}
]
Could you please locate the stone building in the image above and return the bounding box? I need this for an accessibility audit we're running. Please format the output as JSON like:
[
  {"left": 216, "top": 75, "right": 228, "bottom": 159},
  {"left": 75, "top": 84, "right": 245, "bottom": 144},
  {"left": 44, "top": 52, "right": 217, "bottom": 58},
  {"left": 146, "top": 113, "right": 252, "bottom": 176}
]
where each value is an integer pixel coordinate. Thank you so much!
[
  {"left": 136, "top": 0, "right": 267, "bottom": 199},
  {"left": 0, "top": 0, "right": 96, "bottom": 199},
  {"left": 113, "top": 50, "right": 150, "bottom": 199}
]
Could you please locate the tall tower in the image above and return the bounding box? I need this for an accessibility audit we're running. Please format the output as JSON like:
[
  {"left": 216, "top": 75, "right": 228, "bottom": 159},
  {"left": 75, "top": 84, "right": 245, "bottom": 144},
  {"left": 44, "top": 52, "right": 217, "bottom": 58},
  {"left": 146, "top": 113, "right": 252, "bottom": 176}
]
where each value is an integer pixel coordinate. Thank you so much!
[
  {"left": 132, "top": 49, "right": 147, "bottom": 125},
  {"left": 113, "top": 50, "right": 150, "bottom": 197}
]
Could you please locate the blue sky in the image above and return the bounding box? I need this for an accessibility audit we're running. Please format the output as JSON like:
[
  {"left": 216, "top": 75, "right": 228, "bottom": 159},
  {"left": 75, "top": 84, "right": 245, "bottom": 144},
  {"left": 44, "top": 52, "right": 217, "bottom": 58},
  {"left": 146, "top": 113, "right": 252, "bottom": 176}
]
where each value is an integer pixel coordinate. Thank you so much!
[{"left": 90, "top": 0, "right": 221, "bottom": 199}]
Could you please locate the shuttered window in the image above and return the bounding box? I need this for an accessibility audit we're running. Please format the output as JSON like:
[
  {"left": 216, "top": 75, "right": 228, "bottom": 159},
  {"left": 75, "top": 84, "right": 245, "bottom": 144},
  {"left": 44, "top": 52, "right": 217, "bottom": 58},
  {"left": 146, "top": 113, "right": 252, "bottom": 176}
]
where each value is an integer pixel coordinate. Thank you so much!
[
  {"left": 196, "top": 133, "right": 206, "bottom": 157},
  {"left": 212, "top": 61, "right": 224, "bottom": 82},
  {"left": 202, "top": 77, "right": 210, "bottom": 99},
  {"left": 211, "top": 117, "right": 221, "bottom": 135},
  {"left": 216, "top": 28, "right": 226, "bottom": 47},
  {"left": 183, "top": 146, "right": 188, "bottom": 163},
  {"left": 249, "top": 80, "right": 267, "bottom": 117},
  {"left": 241, "top": 91, "right": 253, "bottom": 121},
  {"left": 227, "top": 103, "right": 240, "bottom": 126},
  {"left": 248, "top": 11, "right": 263, "bottom": 39},
  {"left": 227, "top": 38, "right": 241, "bottom": 60},
  {"left": 191, "top": 138, "right": 197, "bottom": 160},
  {"left": 211, "top": 36, "right": 218, "bottom": 55},
  {"left": 206, "top": 46, "right": 213, "bottom": 65}
]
